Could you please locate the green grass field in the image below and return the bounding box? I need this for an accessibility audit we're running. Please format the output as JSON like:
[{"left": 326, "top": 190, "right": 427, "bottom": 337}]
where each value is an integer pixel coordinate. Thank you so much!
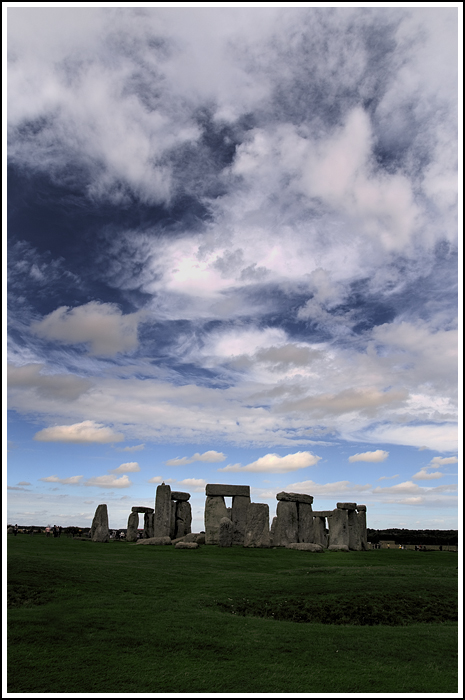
[{"left": 7, "top": 534, "right": 458, "bottom": 694}]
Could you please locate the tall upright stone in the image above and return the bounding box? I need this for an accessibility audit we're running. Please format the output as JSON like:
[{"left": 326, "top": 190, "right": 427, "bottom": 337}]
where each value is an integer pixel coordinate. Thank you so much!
[
  {"left": 144, "top": 512, "right": 154, "bottom": 539},
  {"left": 91, "top": 504, "right": 109, "bottom": 542},
  {"left": 270, "top": 516, "right": 277, "bottom": 546},
  {"left": 357, "top": 506, "right": 367, "bottom": 550},
  {"left": 313, "top": 516, "right": 327, "bottom": 547},
  {"left": 175, "top": 501, "right": 192, "bottom": 539},
  {"left": 170, "top": 500, "right": 177, "bottom": 539},
  {"left": 328, "top": 508, "right": 349, "bottom": 548},
  {"left": 298, "top": 502, "right": 314, "bottom": 543},
  {"left": 231, "top": 494, "right": 251, "bottom": 546},
  {"left": 244, "top": 503, "right": 270, "bottom": 548},
  {"left": 348, "top": 508, "right": 362, "bottom": 550},
  {"left": 126, "top": 511, "right": 139, "bottom": 542},
  {"left": 218, "top": 517, "right": 234, "bottom": 547},
  {"left": 154, "top": 483, "right": 172, "bottom": 538},
  {"left": 204, "top": 495, "right": 228, "bottom": 544},
  {"left": 273, "top": 500, "right": 298, "bottom": 546}
]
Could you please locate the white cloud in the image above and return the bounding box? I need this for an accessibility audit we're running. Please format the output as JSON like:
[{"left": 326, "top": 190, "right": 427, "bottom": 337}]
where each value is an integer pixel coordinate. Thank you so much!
[
  {"left": 147, "top": 476, "right": 164, "bottom": 484},
  {"left": 429, "top": 456, "right": 458, "bottom": 466},
  {"left": 372, "top": 480, "right": 457, "bottom": 495},
  {"left": 111, "top": 462, "right": 140, "bottom": 474},
  {"left": 348, "top": 450, "right": 389, "bottom": 463},
  {"left": 166, "top": 450, "right": 226, "bottom": 466},
  {"left": 284, "top": 479, "right": 372, "bottom": 497},
  {"left": 177, "top": 478, "right": 207, "bottom": 492},
  {"left": 84, "top": 474, "right": 132, "bottom": 489},
  {"left": 117, "top": 444, "right": 145, "bottom": 452},
  {"left": 412, "top": 469, "right": 444, "bottom": 480},
  {"left": 362, "top": 424, "right": 458, "bottom": 453},
  {"left": 30, "top": 302, "right": 144, "bottom": 357},
  {"left": 378, "top": 474, "right": 399, "bottom": 481},
  {"left": 34, "top": 420, "right": 124, "bottom": 444},
  {"left": 219, "top": 451, "right": 321, "bottom": 474},
  {"left": 39, "top": 475, "right": 83, "bottom": 485}
]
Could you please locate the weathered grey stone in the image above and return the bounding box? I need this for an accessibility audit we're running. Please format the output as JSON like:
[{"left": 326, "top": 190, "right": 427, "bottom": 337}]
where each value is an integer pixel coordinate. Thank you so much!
[
  {"left": 327, "top": 544, "right": 349, "bottom": 552},
  {"left": 273, "top": 500, "right": 298, "bottom": 546},
  {"left": 244, "top": 503, "right": 270, "bottom": 548},
  {"left": 276, "top": 491, "right": 314, "bottom": 505},
  {"left": 204, "top": 495, "right": 228, "bottom": 544},
  {"left": 196, "top": 533, "right": 206, "bottom": 545},
  {"left": 175, "top": 541, "right": 199, "bottom": 549},
  {"left": 132, "top": 506, "right": 154, "bottom": 513},
  {"left": 91, "top": 504, "right": 109, "bottom": 542},
  {"left": 286, "top": 543, "right": 324, "bottom": 552},
  {"left": 312, "top": 511, "right": 334, "bottom": 518},
  {"left": 170, "top": 491, "right": 190, "bottom": 501},
  {"left": 154, "top": 483, "right": 172, "bottom": 538},
  {"left": 226, "top": 507, "right": 232, "bottom": 520},
  {"left": 175, "top": 500, "right": 192, "bottom": 539},
  {"left": 172, "top": 532, "right": 199, "bottom": 544},
  {"left": 298, "top": 502, "right": 314, "bottom": 543},
  {"left": 336, "top": 502, "right": 357, "bottom": 510},
  {"left": 218, "top": 517, "right": 234, "bottom": 547},
  {"left": 143, "top": 511, "right": 154, "bottom": 539},
  {"left": 170, "top": 500, "right": 176, "bottom": 539},
  {"left": 135, "top": 536, "right": 172, "bottom": 545},
  {"left": 270, "top": 516, "right": 277, "bottom": 546},
  {"left": 206, "top": 484, "right": 250, "bottom": 497},
  {"left": 356, "top": 504, "right": 367, "bottom": 512},
  {"left": 328, "top": 509, "right": 349, "bottom": 547},
  {"left": 126, "top": 511, "right": 139, "bottom": 542},
  {"left": 357, "top": 509, "right": 367, "bottom": 550},
  {"left": 348, "top": 509, "right": 362, "bottom": 551},
  {"left": 231, "top": 494, "right": 251, "bottom": 545},
  {"left": 313, "top": 516, "right": 327, "bottom": 547}
]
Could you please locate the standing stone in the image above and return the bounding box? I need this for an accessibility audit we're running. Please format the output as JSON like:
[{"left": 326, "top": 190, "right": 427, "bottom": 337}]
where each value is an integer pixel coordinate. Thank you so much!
[
  {"left": 154, "top": 483, "right": 172, "bottom": 538},
  {"left": 91, "top": 504, "right": 109, "bottom": 542},
  {"left": 170, "top": 501, "right": 177, "bottom": 539},
  {"left": 126, "top": 511, "right": 139, "bottom": 542},
  {"left": 273, "top": 500, "right": 298, "bottom": 546},
  {"left": 218, "top": 517, "right": 234, "bottom": 547},
  {"left": 298, "top": 502, "right": 314, "bottom": 543},
  {"left": 313, "top": 516, "right": 326, "bottom": 547},
  {"left": 204, "top": 495, "right": 228, "bottom": 545},
  {"left": 357, "top": 506, "right": 367, "bottom": 550},
  {"left": 244, "top": 503, "right": 270, "bottom": 548},
  {"left": 143, "top": 512, "right": 154, "bottom": 539},
  {"left": 175, "top": 501, "right": 192, "bottom": 539},
  {"left": 231, "top": 494, "right": 251, "bottom": 546},
  {"left": 348, "top": 509, "right": 362, "bottom": 550},
  {"left": 328, "top": 508, "right": 349, "bottom": 548}
]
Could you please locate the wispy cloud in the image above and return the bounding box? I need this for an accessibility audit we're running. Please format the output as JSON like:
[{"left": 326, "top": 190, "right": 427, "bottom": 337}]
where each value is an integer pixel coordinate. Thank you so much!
[
  {"left": 166, "top": 450, "right": 226, "bottom": 466},
  {"left": 110, "top": 462, "right": 140, "bottom": 474},
  {"left": 219, "top": 451, "right": 321, "bottom": 474},
  {"left": 34, "top": 421, "right": 124, "bottom": 444}
]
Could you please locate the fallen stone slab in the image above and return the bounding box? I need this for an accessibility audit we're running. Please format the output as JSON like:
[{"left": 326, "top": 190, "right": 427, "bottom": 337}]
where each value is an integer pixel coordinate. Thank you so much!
[
  {"left": 175, "top": 541, "right": 199, "bottom": 549},
  {"left": 170, "top": 491, "right": 191, "bottom": 501},
  {"left": 135, "top": 536, "right": 172, "bottom": 545},
  {"left": 206, "top": 484, "right": 250, "bottom": 497},
  {"left": 327, "top": 544, "right": 349, "bottom": 552},
  {"left": 131, "top": 506, "right": 154, "bottom": 513},
  {"left": 276, "top": 491, "right": 314, "bottom": 505},
  {"left": 336, "top": 502, "right": 357, "bottom": 510},
  {"left": 172, "top": 532, "right": 199, "bottom": 544},
  {"left": 286, "top": 543, "right": 324, "bottom": 552}
]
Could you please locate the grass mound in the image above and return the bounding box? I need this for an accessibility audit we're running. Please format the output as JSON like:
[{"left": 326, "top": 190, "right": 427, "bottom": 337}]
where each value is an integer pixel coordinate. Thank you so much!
[{"left": 215, "top": 592, "right": 458, "bottom": 625}]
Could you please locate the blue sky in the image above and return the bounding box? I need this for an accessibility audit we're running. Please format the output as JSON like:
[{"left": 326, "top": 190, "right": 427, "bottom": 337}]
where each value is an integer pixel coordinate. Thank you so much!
[{"left": 6, "top": 5, "right": 460, "bottom": 532}]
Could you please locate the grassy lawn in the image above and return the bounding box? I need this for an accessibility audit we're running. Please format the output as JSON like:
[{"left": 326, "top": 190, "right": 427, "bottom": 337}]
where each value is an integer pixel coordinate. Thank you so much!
[{"left": 7, "top": 535, "right": 458, "bottom": 694}]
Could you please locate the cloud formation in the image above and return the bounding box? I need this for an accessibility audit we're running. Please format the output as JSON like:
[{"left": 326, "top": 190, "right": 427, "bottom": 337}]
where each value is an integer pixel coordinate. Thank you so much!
[
  {"left": 84, "top": 474, "right": 132, "bottom": 489},
  {"left": 166, "top": 450, "right": 226, "bottom": 466},
  {"left": 348, "top": 450, "right": 389, "bottom": 463},
  {"left": 111, "top": 462, "right": 140, "bottom": 474},
  {"left": 31, "top": 302, "right": 143, "bottom": 357},
  {"left": 219, "top": 451, "right": 321, "bottom": 474},
  {"left": 39, "top": 475, "right": 83, "bottom": 485},
  {"left": 34, "top": 420, "right": 124, "bottom": 444}
]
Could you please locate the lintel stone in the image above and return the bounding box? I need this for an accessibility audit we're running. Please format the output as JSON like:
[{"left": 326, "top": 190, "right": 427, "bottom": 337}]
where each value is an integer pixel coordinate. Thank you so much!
[
  {"left": 276, "top": 491, "right": 314, "bottom": 505},
  {"left": 170, "top": 491, "right": 191, "bottom": 501},
  {"left": 206, "top": 484, "right": 250, "bottom": 497},
  {"left": 131, "top": 506, "right": 154, "bottom": 513},
  {"left": 356, "top": 505, "right": 367, "bottom": 512},
  {"left": 312, "top": 510, "right": 334, "bottom": 518},
  {"left": 336, "top": 502, "right": 357, "bottom": 510}
]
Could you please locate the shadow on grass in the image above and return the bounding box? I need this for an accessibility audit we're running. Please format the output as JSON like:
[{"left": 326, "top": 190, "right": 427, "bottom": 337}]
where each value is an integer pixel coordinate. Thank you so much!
[{"left": 214, "top": 592, "right": 458, "bottom": 625}]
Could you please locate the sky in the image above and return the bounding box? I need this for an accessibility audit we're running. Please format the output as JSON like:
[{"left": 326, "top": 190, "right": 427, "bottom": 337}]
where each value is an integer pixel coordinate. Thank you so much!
[{"left": 5, "top": 4, "right": 460, "bottom": 533}]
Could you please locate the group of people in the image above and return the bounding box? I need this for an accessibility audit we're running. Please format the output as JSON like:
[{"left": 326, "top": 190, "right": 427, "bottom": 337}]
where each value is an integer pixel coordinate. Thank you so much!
[{"left": 45, "top": 525, "right": 62, "bottom": 537}]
